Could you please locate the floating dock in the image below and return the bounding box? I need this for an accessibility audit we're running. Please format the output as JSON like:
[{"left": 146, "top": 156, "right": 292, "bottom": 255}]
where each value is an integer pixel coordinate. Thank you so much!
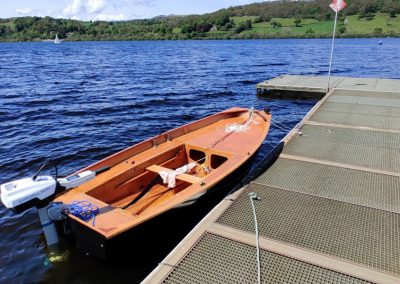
[
  {"left": 143, "top": 75, "right": 400, "bottom": 284},
  {"left": 256, "top": 74, "right": 400, "bottom": 98}
]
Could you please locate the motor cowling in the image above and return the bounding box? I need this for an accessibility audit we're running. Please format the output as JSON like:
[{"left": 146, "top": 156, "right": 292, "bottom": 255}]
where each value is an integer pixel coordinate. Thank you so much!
[{"left": 0, "top": 176, "right": 60, "bottom": 214}]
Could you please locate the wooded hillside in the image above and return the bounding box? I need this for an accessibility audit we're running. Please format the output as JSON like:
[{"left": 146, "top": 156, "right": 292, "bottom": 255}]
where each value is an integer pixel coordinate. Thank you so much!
[{"left": 1, "top": 0, "right": 399, "bottom": 41}]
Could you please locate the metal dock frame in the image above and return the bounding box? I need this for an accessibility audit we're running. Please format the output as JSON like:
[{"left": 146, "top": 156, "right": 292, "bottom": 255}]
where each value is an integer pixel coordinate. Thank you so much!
[{"left": 143, "top": 75, "right": 400, "bottom": 284}]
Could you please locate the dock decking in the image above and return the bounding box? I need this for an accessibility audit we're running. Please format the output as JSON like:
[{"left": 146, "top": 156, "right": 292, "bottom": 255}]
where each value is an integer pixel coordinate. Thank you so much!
[
  {"left": 143, "top": 76, "right": 400, "bottom": 284},
  {"left": 256, "top": 75, "right": 400, "bottom": 97}
]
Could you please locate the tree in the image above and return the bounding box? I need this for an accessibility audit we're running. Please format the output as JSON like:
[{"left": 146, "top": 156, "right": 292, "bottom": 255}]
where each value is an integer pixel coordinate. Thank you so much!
[
  {"left": 196, "top": 21, "right": 213, "bottom": 33},
  {"left": 359, "top": 0, "right": 379, "bottom": 19},
  {"left": 254, "top": 15, "right": 271, "bottom": 23},
  {"left": 382, "top": 1, "right": 400, "bottom": 17},
  {"left": 215, "top": 14, "right": 230, "bottom": 26},
  {"left": 306, "top": 28, "right": 314, "bottom": 34},
  {"left": 234, "top": 19, "right": 252, "bottom": 33},
  {"left": 271, "top": 21, "right": 282, "bottom": 28},
  {"left": 294, "top": 17, "right": 302, "bottom": 27},
  {"left": 245, "top": 19, "right": 252, "bottom": 29},
  {"left": 253, "top": 16, "right": 262, "bottom": 23},
  {"left": 374, "top": 27, "right": 383, "bottom": 34},
  {"left": 235, "top": 22, "right": 247, "bottom": 33}
]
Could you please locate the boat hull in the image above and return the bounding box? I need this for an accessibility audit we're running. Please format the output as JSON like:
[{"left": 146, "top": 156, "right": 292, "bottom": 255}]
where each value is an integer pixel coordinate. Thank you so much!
[
  {"left": 56, "top": 149, "right": 259, "bottom": 260},
  {"left": 53, "top": 107, "right": 272, "bottom": 260}
]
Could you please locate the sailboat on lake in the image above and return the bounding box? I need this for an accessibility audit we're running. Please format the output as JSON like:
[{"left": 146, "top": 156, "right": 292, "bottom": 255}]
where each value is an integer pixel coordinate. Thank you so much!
[{"left": 54, "top": 34, "right": 61, "bottom": 44}]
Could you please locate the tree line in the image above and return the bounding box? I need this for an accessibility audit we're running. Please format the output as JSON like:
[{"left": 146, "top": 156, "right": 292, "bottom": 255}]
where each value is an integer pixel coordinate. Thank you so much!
[{"left": 0, "top": 0, "right": 399, "bottom": 41}]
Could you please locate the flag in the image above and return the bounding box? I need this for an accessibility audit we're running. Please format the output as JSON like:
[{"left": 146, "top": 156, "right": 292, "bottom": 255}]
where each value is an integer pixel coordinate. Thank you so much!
[{"left": 329, "top": 0, "right": 347, "bottom": 12}]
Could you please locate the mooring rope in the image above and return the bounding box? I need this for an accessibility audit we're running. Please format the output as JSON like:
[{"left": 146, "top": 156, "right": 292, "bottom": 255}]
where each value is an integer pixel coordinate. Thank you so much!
[
  {"left": 249, "top": 192, "right": 261, "bottom": 284},
  {"left": 210, "top": 108, "right": 255, "bottom": 148},
  {"left": 271, "top": 121, "right": 293, "bottom": 132},
  {"left": 63, "top": 201, "right": 99, "bottom": 226}
]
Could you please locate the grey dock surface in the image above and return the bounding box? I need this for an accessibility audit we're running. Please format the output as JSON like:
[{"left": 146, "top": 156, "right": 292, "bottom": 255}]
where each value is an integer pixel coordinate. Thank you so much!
[
  {"left": 143, "top": 76, "right": 400, "bottom": 284},
  {"left": 256, "top": 75, "right": 400, "bottom": 97}
]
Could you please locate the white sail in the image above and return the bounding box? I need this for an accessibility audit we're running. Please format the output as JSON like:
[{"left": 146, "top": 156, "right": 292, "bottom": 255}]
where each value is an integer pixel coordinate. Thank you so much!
[{"left": 54, "top": 34, "right": 61, "bottom": 44}]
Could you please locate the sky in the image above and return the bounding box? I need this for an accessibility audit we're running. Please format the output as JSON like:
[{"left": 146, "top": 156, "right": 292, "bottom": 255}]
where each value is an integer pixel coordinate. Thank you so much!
[{"left": 0, "top": 0, "right": 267, "bottom": 21}]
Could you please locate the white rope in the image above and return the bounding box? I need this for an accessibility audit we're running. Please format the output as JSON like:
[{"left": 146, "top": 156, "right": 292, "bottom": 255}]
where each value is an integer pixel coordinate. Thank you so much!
[
  {"left": 225, "top": 107, "right": 258, "bottom": 133},
  {"left": 211, "top": 107, "right": 257, "bottom": 148},
  {"left": 271, "top": 121, "right": 292, "bottom": 132},
  {"left": 249, "top": 192, "right": 261, "bottom": 284}
]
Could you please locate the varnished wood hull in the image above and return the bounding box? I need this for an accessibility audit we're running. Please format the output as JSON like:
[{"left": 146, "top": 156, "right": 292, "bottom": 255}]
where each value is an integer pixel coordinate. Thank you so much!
[
  {"left": 57, "top": 150, "right": 258, "bottom": 260},
  {"left": 54, "top": 107, "right": 271, "bottom": 259}
]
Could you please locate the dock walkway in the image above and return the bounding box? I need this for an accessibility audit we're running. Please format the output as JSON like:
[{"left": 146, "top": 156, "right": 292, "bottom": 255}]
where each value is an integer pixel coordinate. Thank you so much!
[
  {"left": 144, "top": 75, "right": 400, "bottom": 284},
  {"left": 256, "top": 75, "right": 400, "bottom": 97}
]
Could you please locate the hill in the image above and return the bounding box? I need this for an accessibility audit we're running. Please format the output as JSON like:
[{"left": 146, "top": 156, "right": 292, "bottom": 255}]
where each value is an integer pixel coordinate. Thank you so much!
[{"left": 0, "top": 0, "right": 399, "bottom": 41}]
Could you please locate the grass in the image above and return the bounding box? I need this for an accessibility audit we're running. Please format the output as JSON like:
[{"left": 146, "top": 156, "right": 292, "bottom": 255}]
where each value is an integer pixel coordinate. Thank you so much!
[
  {"left": 244, "top": 18, "right": 333, "bottom": 37},
  {"left": 346, "top": 13, "right": 400, "bottom": 34},
  {"left": 233, "top": 13, "right": 400, "bottom": 37},
  {"left": 231, "top": 16, "right": 259, "bottom": 24}
]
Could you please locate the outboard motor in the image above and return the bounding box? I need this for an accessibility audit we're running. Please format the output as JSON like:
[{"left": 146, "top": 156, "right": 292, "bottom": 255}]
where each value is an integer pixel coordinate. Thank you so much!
[
  {"left": 1, "top": 175, "right": 62, "bottom": 214},
  {"left": 0, "top": 163, "right": 102, "bottom": 251},
  {"left": 1, "top": 173, "right": 65, "bottom": 251}
]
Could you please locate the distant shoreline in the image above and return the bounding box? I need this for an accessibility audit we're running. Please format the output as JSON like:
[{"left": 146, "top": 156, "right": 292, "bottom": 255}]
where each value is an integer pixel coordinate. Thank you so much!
[
  {"left": 1, "top": 11, "right": 399, "bottom": 42},
  {"left": 0, "top": 34, "right": 398, "bottom": 43}
]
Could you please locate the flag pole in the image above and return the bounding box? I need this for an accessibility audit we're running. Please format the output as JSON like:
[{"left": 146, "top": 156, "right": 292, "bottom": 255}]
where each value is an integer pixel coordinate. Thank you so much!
[{"left": 327, "top": 9, "right": 338, "bottom": 92}]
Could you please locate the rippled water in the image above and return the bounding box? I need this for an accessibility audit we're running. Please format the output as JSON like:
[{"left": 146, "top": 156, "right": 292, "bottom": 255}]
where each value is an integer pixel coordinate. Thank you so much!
[{"left": 1, "top": 38, "right": 399, "bottom": 283}]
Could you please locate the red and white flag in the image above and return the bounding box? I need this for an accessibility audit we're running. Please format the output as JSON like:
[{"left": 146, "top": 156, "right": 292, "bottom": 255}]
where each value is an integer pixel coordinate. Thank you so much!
[{"left": 329, "top": 0, "right": 347, "bottom": 12}]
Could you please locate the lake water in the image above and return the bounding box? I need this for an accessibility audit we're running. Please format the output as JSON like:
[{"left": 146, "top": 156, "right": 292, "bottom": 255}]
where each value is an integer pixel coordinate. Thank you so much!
[{"left": 1, "top": 39, "right": 400, "bottom": 283}]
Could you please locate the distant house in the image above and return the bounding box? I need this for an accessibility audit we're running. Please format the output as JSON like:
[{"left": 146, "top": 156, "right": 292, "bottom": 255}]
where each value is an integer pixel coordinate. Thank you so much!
[{"left": 210, "top": 25, "right": 218, "bottom": 32}]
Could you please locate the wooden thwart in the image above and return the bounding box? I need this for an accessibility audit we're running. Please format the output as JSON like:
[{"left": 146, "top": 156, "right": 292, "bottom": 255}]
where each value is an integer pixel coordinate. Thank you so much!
[{"left": 146, "top": 165, "right": 202, "bottom": 184}]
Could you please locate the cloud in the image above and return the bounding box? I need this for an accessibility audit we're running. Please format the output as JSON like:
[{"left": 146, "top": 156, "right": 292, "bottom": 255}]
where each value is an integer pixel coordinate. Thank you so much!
[
  {"left": 61, "top": 0, "right": 155, "bottom": 21},
  {"left": 87, "top": 0, "right": 107, "bottom": 13},
  {"left": 15, "top": 8, "right": 33, "bottom": 15},
  {"left": 95, "top": 13, "right": 127, "bottom": 21},
  {"left": 13, "top": 1, "right": 132, "bottom": 21},
  {"left": 62, "top": 0, "right": 84, "bottom": 16},
  {"left": 125, "top": 0, "right": 156, "bottom": 6},
  {"left": 15, "top": 7, "right": 64, "bottom": 18},
  {"left": 63, "top": 0, "right": 106, "bottom": 17}
]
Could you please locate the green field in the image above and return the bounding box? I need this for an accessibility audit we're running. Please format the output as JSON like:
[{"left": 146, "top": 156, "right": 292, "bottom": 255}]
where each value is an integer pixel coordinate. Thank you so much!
[
  {"left": 231, "top": 13, "right": 400, "bottom": 38},
  {"left": 230, "top": 16, "right": 260, "bottom": 24},
  {"left": 346, "top": 13, "right": 400, "bottom": 34}
]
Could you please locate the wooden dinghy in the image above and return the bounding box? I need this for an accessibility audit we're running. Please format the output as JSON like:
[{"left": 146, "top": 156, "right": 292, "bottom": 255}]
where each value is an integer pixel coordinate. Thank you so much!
[{"left": 54, "top": 107, "right": 271, "bottom": 259}]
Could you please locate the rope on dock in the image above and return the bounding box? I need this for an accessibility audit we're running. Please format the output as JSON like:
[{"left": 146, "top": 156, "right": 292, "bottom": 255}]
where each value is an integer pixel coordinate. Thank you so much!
[{"left": 249, "top": 192, "right": 261, "bottom": 284}]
